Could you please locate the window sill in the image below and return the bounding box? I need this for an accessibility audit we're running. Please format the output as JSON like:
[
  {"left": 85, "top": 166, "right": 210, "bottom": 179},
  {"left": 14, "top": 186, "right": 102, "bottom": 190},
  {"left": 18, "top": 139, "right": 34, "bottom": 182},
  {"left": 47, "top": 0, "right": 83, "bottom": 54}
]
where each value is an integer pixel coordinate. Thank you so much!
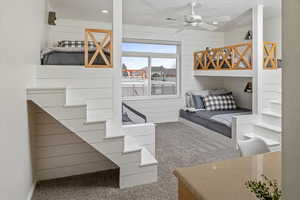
[{"left": 122, "top": 95, "right": 182, "bottom": 101}]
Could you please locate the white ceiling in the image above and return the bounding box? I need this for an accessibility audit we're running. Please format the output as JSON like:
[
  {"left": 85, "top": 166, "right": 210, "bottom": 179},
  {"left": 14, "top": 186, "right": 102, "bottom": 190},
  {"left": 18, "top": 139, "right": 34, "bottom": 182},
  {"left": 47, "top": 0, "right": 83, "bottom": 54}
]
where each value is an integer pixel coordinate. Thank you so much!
[{"left": 49, "top": 0, "right": 281, "bottom": 30}]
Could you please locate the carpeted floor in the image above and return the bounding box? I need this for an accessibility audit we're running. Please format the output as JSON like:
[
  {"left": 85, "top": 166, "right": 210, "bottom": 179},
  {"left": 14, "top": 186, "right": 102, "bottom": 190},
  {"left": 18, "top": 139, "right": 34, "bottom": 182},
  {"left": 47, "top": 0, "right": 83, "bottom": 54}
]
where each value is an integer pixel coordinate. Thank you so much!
[{"left": 32, "top": 122, "right": 240, "bottom": 200}]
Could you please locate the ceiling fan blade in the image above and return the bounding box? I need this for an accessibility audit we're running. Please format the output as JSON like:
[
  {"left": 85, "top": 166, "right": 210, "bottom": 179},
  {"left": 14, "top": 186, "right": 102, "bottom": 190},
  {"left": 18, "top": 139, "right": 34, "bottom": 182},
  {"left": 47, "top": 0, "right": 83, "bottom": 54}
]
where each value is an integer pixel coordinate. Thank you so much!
[
  {"left": 199, "top": 22, "right": 218, "bottom": 31},
  {"left": 140, "top": 0, "right": 158, "bottom": 10},
  {"left": 206, "top": 16, "right": 232, "bottom": 22},
  {"left": 175, "top": 27, "right": 186, "bottom": 34}
]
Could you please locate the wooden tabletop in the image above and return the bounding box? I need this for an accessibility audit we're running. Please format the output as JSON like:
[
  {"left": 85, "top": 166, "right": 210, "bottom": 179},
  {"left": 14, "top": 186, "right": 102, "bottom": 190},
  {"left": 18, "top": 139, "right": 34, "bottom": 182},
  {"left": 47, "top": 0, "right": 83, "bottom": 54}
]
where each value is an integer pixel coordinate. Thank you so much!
[{"left": 174, "top": 152, "right": 281, "bottom": 200}]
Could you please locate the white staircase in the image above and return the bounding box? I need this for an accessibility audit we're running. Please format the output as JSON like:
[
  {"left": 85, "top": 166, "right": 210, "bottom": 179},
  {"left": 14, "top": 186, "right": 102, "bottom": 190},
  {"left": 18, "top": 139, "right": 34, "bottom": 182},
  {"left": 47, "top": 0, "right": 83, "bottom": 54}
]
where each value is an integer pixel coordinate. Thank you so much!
[
  {"left": 243, "top": 99, "right": 282, "bottom": 152},
  {"left": 235, "top": 69, "right": 282, "bottom": 152},
  {"left": 27, "top": 66, "right": 158, "bottom": 188}
]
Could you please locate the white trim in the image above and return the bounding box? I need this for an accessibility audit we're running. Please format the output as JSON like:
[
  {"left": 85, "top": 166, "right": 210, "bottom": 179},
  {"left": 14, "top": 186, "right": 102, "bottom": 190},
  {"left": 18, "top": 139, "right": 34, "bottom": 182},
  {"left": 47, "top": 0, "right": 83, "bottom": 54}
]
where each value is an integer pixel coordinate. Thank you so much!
[
  {"left": 123, "top": 52, "right": 177, "bottom": 58},
  {"left": 111, "top": 0, "right": 123, "bottom": 132},
  {"left": 26, "top": 181, "right": 37, "bottom": 200},
  {"left": 123, "top": 38, "right": 181, "bottom": 46},
  {"left": 193, "top": 70, "right": 254, "bottom": 77},
  {"left": 252, "top": 4, "right": 264, "bottom": 114},
  {"left": 179, "top": 117, "right": 237, "bottom": 149},
  {"left": 122, "top": 95, "right": 181, "bottom": 101}
]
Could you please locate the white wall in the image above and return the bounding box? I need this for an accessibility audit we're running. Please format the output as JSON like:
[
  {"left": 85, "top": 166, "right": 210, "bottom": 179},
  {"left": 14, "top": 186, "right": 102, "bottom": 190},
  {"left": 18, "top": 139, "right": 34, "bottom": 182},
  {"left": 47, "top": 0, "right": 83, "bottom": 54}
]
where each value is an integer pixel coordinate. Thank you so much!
[
  {"left": 282, "top": 0, "right": 300, "bottom": 198},
  {"left": 28, "top": 103, "right": 117, "bottom": 181},
  {"left": 47, "top": 19, "right": 225, "bottom": 123},
  {"left": 222, "top": 77, "right": 253, "bottom": 109},
  {"left": 221, "top": 16, "right": 282, "bottom": 110},
  {"left": 0, "top": 0, "right": 47, "bottom": 199},
  {"left": 264, "top": 17, "right": 282, "bottom": 59},
  {"left": 224, "top": 24, "right": 252, "bottom": 46},
  {"left": 224, "top": 17, "right": 282, "bottom": 58}
]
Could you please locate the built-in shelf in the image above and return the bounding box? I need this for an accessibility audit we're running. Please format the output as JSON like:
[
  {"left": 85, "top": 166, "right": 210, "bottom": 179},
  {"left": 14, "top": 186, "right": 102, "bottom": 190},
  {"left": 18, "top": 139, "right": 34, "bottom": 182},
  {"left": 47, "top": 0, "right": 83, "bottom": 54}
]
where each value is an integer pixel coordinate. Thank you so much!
[{"left": 193, "top": 70, "right": 255, "bottom": 77}]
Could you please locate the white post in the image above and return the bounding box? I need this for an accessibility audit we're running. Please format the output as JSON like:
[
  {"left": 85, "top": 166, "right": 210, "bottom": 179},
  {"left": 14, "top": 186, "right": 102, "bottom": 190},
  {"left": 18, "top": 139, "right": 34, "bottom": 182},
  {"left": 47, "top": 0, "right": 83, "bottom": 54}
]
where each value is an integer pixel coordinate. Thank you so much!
[
  {"left": 109, "top": 0, "right": 122, "bottom": 135},
  {"left": 252, "top": 4, "right": 264, "bottom": 114}
]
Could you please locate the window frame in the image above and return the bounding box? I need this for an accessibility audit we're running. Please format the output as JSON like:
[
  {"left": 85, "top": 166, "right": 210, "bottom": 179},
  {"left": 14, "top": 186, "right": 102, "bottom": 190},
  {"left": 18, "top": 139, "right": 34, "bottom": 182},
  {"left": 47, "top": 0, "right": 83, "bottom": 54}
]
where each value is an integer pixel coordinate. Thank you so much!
[{"left": 122, "top": 39, "right": 181, "bottom": 101}]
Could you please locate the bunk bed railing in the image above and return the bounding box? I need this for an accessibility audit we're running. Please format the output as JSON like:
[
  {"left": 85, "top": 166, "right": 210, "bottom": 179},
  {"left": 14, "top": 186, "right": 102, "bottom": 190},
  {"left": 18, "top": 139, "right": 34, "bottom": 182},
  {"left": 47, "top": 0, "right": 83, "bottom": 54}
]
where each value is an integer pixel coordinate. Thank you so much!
[
  {"left": 84, "top": 29, "right": 112, "bottom": 68},
  {"left": 263, "top": 42, "right": 278, "bottom": 69},
  {"left": 194, "top": 42, "right": 278, "bottom": 71}
]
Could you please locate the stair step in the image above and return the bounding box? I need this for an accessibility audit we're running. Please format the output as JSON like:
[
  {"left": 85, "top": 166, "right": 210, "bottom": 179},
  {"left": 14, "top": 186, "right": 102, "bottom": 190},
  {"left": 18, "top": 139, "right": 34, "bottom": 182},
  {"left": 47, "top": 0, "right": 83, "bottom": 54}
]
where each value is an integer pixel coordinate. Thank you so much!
[
  {"left": 84, "top": 120, "right": 104, "bottom": 125},
  {"left": 255, "top": 122, "right": 282, "bottom": 133},
  {"left": 27, "top": 87, "right": 66, "bottom": 91},
  {"left": 270, "top": 100, "right": 281, "bottom": 105},
  {"left": 124, "top": 144, "right": 143, "bottom": 154},
  {"left": 141, "top": 148, "right": 158, "bottom": 167},
  {"left": 64, "top": 104, "right": 86, "bottom": 108},
  {"left": 124, "top": 136, "right": 143, "bottom": 153},
  {"left": 262, "top": 110, "right": 281, "bottom": 118},
  {"left": 244, "top": 133, "right": 280, "bottom": 147},
  {"left": 105, "top": 134, "right": 125, "bottom": 140}
]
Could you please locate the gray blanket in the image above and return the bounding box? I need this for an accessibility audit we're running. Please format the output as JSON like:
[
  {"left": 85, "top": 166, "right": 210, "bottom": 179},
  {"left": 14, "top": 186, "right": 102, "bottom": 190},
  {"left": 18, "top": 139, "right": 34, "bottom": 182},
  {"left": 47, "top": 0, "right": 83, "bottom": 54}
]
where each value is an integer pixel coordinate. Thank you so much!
[{"left": 210, "top": 112, "right": 252, "bottom": 127}]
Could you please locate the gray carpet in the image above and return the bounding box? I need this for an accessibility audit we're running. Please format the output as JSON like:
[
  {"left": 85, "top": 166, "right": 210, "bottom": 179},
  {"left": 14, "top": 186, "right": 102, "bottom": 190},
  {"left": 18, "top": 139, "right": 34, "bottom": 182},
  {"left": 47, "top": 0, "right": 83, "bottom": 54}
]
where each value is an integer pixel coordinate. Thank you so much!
[{"left": 32, "top": 122, "right": 240, "bottom": 200}]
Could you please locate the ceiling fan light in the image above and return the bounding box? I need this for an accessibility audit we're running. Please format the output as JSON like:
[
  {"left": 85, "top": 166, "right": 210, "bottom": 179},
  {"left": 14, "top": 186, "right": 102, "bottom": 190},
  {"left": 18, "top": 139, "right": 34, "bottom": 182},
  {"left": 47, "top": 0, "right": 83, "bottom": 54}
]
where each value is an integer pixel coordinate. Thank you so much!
[{"left": 101, "top": 9, "right": 109, "bottom": 14}]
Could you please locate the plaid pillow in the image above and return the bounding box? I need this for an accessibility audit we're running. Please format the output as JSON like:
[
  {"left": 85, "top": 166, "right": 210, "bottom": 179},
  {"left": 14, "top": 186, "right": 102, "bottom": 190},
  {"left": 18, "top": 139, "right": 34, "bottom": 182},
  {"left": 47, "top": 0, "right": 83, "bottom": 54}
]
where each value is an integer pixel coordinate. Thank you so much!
[
  {"left": 203, "top": 93, "right": 237, "bottom": 111},
  {"left": 57, "top": 40, "right": 96, "bottom": 48}
]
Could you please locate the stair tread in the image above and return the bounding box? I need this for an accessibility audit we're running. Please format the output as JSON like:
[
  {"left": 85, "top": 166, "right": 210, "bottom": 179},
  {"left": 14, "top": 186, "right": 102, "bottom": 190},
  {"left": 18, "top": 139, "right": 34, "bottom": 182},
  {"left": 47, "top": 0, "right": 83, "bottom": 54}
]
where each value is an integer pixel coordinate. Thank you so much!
[
  {"left": 255, "top": 122, "right": 282, "bottom": 133},
  {"left": 105, "top": 134, "right": 125, "bottom": 139},
  {"left": 64, "top": 104, "right": 86, "bottom": 108},
  {"left": 27, "top": 87, "right": 65, "bottom": 90},
  {"left": 262, "top": 110, "right": 282, "bottom": 118},
  {"left": 124, "top": 136, "right": 142, "bottom": 153},
  {"left": 141, "top": 148, "right": 158, "bottom": 166},
  {"left": 270, "top": 100, "right": 281, "bottom": 105},
  {"left": 84, "top": 120, "right": 105, "bottom": 124},
  {"left": 124, "top": 144, "right": 143, "bottom": 153},
  {"left": 244, "top": 133, "right": 280, "bottom": 146}
]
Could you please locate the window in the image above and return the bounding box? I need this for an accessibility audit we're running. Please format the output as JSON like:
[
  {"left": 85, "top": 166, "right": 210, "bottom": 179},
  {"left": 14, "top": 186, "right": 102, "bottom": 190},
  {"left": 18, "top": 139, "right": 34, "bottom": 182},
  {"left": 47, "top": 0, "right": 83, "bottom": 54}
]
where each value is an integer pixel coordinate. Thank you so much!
[{"left": 122, "top": 40, "right": 180, "bottom": 98}]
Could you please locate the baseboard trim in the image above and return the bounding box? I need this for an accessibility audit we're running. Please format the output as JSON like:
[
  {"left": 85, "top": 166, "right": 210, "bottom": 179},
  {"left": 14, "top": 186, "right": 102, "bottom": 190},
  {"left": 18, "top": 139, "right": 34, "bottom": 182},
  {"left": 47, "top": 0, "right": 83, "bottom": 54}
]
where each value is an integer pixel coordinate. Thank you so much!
[{"left": 26, "top": 181, "right": 37, "bottom": 200}]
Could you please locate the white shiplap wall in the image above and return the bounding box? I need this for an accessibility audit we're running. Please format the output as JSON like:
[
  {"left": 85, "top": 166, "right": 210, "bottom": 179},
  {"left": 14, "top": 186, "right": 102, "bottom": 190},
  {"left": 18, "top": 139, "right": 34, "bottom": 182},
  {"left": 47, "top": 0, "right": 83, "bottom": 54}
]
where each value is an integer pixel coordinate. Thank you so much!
[
  {"left": 28, "top": 102, "right": 117, "bottom": 181},
  {"left": 47, "top": 19, "right": 225, "bottom": 123},
  {"left": 222, "top": 77, "right": 253, "bottom": 109},
  {"left": 222, "top": 17, "right": 282, "bottom": 110}
]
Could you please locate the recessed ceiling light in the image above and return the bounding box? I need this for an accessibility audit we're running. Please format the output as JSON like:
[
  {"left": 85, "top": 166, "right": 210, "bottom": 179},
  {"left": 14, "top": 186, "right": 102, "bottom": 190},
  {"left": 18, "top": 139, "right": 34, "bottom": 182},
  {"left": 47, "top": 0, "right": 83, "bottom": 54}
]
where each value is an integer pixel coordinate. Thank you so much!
[
  {"left": 101, "top": 9, "right": 109, "bottom": 14},
  {"left": 212, "top": 21, "right": 219, "bottom": 25}
]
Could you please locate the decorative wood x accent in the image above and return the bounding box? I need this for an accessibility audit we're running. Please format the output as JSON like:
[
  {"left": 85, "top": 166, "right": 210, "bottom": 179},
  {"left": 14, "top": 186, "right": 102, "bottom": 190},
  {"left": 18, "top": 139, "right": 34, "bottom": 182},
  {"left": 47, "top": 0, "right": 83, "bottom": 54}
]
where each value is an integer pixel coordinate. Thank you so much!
[
  {"left": 233, "top": 44, "right": 252, "bottom": 69},
  {"left": 193, "top": 42, "right": 278, "bottom": 71},
  {"left": 264, "top": 42, "right": 278, "bottom": 69},
  {"left": 84, "top": 29, "right": 112, "bottom": 68}
]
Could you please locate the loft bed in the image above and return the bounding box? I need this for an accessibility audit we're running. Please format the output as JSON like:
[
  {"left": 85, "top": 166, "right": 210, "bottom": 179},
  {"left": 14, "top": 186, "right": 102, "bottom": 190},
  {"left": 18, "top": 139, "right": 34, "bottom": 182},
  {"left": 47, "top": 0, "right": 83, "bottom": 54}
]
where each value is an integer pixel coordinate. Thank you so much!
[
  {"left": 41, "top": 29, "right": 112, "bottom": 68},
  {"left": 179, "top": 89, "right": 252, "bottom": 148},
  {"left": 193, "top": 42, "right": 279, "bottom": 77}
]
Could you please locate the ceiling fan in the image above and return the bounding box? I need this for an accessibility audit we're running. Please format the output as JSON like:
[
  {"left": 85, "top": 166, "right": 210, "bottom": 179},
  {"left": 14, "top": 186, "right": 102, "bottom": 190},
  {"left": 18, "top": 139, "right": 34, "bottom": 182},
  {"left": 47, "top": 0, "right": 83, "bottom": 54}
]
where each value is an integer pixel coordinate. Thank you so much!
[
  {"left": 139, "top": 0, "right": 231, "bottom": 32},
  {"left": 166, "top": 1, "right": 231, "bottom": 33}
]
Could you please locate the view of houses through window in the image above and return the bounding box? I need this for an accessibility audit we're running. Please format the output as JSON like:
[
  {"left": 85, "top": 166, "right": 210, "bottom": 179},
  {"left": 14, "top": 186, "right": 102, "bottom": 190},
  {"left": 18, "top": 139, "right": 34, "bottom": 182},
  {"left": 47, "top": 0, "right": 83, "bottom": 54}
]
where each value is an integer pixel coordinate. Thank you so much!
[{"left": 122, "top": 41, "right": 179, "bottom": 98}]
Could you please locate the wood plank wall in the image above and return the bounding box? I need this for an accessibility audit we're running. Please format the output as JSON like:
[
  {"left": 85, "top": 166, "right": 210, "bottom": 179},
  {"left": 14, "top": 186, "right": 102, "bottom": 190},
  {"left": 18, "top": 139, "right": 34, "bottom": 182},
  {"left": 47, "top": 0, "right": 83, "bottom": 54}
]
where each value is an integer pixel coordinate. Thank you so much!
[{"left": 28, "top": 102, "right": 117, "bottom": 181}]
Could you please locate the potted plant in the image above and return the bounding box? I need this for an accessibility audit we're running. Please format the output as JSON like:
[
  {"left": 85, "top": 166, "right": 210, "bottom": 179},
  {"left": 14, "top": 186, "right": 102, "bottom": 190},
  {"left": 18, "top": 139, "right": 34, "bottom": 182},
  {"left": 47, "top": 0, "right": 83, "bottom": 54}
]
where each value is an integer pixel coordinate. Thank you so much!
[{"left": 245, "top": 175, "right": 282, "bottom": 200}]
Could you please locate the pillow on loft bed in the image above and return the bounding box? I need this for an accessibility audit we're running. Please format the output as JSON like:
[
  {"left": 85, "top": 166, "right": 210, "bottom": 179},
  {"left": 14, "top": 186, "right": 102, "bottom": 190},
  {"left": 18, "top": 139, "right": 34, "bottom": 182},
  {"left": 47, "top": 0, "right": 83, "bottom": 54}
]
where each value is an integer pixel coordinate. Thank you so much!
[
  {"left": 203, "top": 93, "right": 237, "bottom": 111},
  {"left": 185, "top": 89, "right": 229, "bottom": 109},
  {"left": 57, "top": 40, "right": 97, "bottom": 48}
]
